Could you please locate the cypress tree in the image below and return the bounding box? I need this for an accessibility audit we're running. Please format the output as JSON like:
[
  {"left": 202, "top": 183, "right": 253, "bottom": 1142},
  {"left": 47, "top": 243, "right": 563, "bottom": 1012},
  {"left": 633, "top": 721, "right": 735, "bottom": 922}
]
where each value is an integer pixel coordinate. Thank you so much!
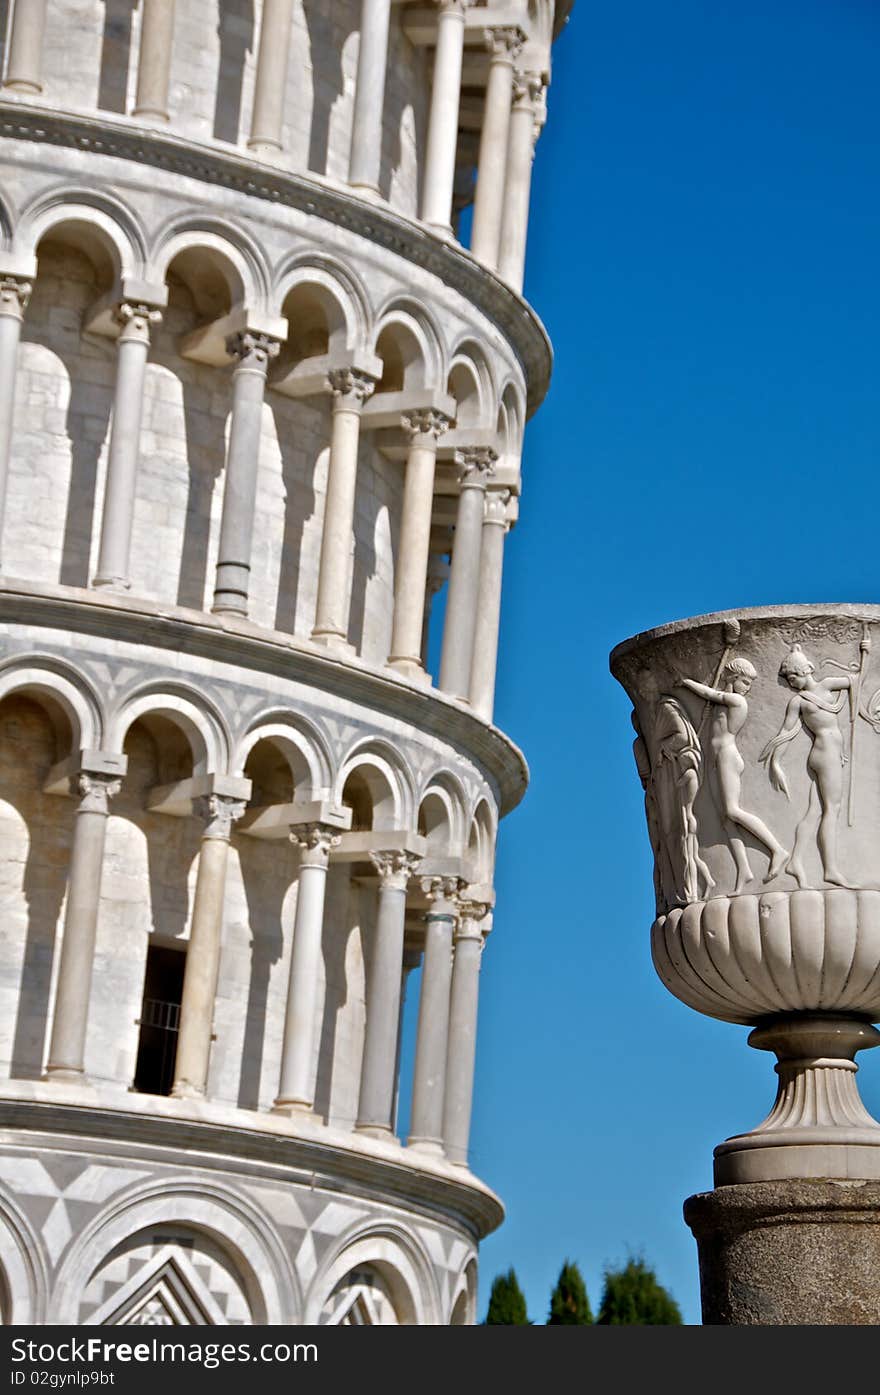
[
  {"left": 596, "top": 1257, "right": 682, "bottom": 1325},
  {"left": 484, "top": 1268, "right": 529, "bottom": 1325},
  {"left": 547, "top": 1259, "right": 593, "bottom": 1325}
]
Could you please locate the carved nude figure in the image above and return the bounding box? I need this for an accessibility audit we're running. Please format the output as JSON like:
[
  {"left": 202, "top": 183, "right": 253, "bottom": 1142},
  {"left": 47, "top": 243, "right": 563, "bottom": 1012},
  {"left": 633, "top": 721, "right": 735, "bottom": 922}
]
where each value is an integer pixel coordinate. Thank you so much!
[
  {"left": 759, "top": 644, "right": 852, "bottom": 887},
  {"left": 679, "top": 658, "right": 788, "bottom": 889},
  {"left": 652, "top": 694, "right": 715, "bottom": 904}
]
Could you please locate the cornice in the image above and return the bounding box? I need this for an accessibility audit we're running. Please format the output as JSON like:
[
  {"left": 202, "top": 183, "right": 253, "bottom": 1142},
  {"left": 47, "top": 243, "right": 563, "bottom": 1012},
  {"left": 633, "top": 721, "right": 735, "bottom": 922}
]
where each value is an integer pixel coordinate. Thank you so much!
[
  {"left": 0, "top": 101, "right": 553, "bottom": 417},
  {"left": 0, "top": 1094, "right": 505, "bottom": 1240},
  {"left": 0, "top": 580, "right": 530, "bottom": 815}
]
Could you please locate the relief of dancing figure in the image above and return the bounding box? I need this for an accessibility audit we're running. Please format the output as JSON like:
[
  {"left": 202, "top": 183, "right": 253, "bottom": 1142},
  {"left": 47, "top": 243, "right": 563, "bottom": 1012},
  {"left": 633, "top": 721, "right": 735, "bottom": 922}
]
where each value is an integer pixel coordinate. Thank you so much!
[
  {"left": 759, "top": 643, "right": 853, "bottom": 887},
  {"left": 679, "top": 657, "right": 788, "bottom": 891},
  {"left": 651, "top": 693, "right": 715, "bottom": 905}
]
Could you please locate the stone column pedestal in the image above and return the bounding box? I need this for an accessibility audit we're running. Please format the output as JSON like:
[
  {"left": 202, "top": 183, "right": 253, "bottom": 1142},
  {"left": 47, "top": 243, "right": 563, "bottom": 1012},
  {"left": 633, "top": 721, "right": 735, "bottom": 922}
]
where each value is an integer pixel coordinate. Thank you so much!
[{"left": 685, "top": 1180, "right": 880, "bottom": 1325}]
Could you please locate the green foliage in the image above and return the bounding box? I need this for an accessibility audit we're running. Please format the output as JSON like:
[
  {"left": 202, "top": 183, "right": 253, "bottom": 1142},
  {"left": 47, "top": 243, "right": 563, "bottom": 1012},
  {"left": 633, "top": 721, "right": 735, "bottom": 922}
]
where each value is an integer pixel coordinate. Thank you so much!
[
  {"left": 596, "top": 1257, "right": 682, "bottom": 1325},
  {"left": 547, "top": 1259, "right": 593, "bottom": 1325},
  {"left": 485, "top": 1268, "right": 530, "bottom": 1325}
]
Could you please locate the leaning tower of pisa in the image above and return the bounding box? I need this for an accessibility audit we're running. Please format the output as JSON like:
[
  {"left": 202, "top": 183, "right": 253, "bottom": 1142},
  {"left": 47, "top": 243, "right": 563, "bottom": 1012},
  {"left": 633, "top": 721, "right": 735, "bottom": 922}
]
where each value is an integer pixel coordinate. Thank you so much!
[{"left": 0, "top": 0, "right": 566, "bottom": 1325}]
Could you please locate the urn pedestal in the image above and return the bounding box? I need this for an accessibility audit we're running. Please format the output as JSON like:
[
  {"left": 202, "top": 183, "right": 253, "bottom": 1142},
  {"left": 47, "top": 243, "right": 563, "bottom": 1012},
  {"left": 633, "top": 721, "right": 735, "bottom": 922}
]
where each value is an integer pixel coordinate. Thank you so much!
[{"left": 612, "top": 605, "right": 880, "bottom": 1323}]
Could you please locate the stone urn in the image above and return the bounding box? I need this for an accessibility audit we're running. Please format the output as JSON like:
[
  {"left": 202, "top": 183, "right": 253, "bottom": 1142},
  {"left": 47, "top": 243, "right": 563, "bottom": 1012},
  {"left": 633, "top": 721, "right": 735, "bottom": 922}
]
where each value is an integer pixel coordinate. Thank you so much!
[{"left": 611, "top": 605, "right": 880, "bottom": 1184}]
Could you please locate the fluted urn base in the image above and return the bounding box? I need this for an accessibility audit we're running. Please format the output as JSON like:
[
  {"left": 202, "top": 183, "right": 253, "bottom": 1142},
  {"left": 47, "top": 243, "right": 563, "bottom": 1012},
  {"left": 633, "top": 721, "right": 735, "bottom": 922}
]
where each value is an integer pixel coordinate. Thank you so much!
[{"left": 714, "top": 1015, "right": 880, "bottom": 1184}]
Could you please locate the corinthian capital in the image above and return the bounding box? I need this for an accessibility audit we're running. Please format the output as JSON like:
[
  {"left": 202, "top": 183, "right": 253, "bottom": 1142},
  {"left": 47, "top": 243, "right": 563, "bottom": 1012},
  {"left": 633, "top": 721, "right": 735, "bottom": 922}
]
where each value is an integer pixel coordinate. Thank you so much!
[
  {"left": 420, "top": 875, "right": 464, "bottom": 914},
  {"left": 454, "top": 446, "right": 497, "bottom": 486},
  {"left": 226, "top": 330, "right": 282, "bottom": 369},
  {"left": 455, "top": 900, "right": 490, "bottom": 942},
  {"left": 401, "top": 408, "right": 453, "bottom": 442},
  {"left": 76, "top": 772, "right": 122, "bottom": 815},
  {"left": 512, "top": 69, "right": 544, "bottom": 111},
  {"left": 326, "top": 367, "right": 377, "bottom": 407},
  {"left": 0, "top": 276, "right": 31, "bottom": 319},
  {"left": 198, "top": 793, "right": 247, "bottom": 841},
  {"left": 485, "top": 25, "right": 526, "bottom": 61},
  {"left": 115, "top": 300, "right": 164, "bottom": 343},
  {"left": 437, "top": 0, "right": 472, "bottom": 14},
  {"left": 484, "top": 488, "right": 512, "bottom": 526},
  {"left": 291, "top": 822, "right": 341, "bottom": 869},
  {"left": 370, "top": 849, "right": 422, "bottom": 891}
]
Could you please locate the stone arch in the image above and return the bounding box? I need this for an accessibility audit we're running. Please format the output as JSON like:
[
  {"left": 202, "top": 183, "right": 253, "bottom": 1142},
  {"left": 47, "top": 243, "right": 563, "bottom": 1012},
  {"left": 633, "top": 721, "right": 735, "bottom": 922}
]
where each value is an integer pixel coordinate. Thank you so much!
[
  {"left": 336, "top": 738, "right": 415, "bottom": 831},
  {"left": 448, "top": 339, "right": 496, "bottom": 429},
  {"left": 234, "top": 711, "right": 333, "bottom": 799},
  {"left": 273, "top": 253, "right": 369, "bottom": 352},
  {"left": 497, "top": 379, "right": 525, "bottom": 463},
  {"left": 448, "top": 1255, "right": 478, "bottom": 1325},
  {"left": 0, "top": 1183, "right": 50, "bottom": 1324},
  {"left": 0, "top": 654, "right": 103, "bottom": 755},
  {"left": 418, "top": 770, "right": 468, "bottom": 851},
  {"left": 51, "top": 1177, "right": 300, "bottom": 1324},
  {"left": 17, "top": 187, "right": 146, "bottom": 279},
  {"left": 304, "top": 1219, "right": 441, "bottom": 1325},
  {"left": 468, "top": 797, "right": 497, "bottom": 883},
  {"left": 107, "top": 683, "right": 230, "bottom": 775},
  {"left": 0, "top": 189, "right": 15, "bottom": 250},
  {"left": 150, "top": 219, "right": 269, "bottom": 312},
  {"left": 372, "top": 297, "right": 445, "bottom": 391}
]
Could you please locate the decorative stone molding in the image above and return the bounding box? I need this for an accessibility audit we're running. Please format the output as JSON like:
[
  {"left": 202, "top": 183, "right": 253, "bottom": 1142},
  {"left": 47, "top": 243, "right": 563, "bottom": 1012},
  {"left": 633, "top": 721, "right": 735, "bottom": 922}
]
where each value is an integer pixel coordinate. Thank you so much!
[{"left": 0, "top": 105, "right": 552, "bottom": 414}]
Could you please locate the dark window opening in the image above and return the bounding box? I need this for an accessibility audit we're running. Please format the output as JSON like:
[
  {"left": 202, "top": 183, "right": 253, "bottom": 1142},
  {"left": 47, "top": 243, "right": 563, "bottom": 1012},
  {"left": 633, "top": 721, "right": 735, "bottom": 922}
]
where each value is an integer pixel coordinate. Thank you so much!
[{"left": 133, "top": 945, "right": 186, "bottom": 1097}]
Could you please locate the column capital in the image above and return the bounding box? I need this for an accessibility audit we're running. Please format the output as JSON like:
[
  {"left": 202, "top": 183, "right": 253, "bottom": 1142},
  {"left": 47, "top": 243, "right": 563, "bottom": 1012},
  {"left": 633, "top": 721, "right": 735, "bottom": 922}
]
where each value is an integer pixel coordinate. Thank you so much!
[
  {"left": 454, "top": 446, "right": 497, "bottom": 487},
  {"left": 197, "top": 792, "right": 248, "bottom": 841},
  {"left": 421, "top": 875, "right": 464, "bottom": 915},
  {"left": 370, "top": 849, "right": 422, "bottom": 891},
  {"left": 484, "top": 487, "right": 512, "bottom": 526},
  {"left": 0, "top": 275, "right": 32, "bottom": 320},
  {"left": 114, "top": 300, "right": 163, "bottom": 343},
  {"left": 512, "top": 68, "right": 545, "bottom": 111},
  {"left": 402, "top": 407, "right": 453, "bottom": 442},
  {"left": 436, "top": 0, "right": 472, "bottom": 14},
  {"left": 326, "top": 366, "right": 378, "bottom": 408},
  {"left": 225, "top": 330, "right": 282, "bottom": 369},
  {"left": 76, "top": 771, "right": 122, "bottom": 814},
  {"left": 455, "top": 900, "right": 490, "bottom": 943},
  {"left": 484, "top": 24, "right": 526, "bottom": 61},
  {"left": 291, "top": 821, "right": 342, "bottom": 868}
]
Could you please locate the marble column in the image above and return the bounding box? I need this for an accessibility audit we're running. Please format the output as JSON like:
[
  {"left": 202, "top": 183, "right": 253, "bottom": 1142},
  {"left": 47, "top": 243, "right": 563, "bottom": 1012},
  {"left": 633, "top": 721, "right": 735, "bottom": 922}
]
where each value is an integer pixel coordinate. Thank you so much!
[
  {"left": 0, "top": 276, "right": 31, "bottom": 569},
  {"left": 388, "top": 409, "right": 451, "bottom": 680},
  {"left": 421, "top": 0, "right": 472, "bottom": 235},
  {"left": 171, "top": 794, "right": 246, "bottom": 1099},
  {"left": 3, "top": 0, "right": 48, "bottom": 93},
  {"left": 439, "top": 448, "right": 496, "bottom": 699},
  {"left": 470, "top": 26, "right": 524, "bottom": 268},
  {"left": 274, "top": 824, "right": 340, "bottom": 1115},
  {"left": 46, "top": 773, "right": 122, "bottom": 1082},
  {"left": 408, "top": 877, "right": 459, "bottom": 1155},
  {"left": 498, "top": 71, "right": 544, "bottom": 293},
  {"left": 469, "top": 489, "right": 510, "bottom": 720},
  {"left": 133, "top": 0, "right": 176, "bottom": 121},
  {"left": 311, "top": 368, "right": 377, "bottom": 647},
  {"left": 248, "top": 0, "right": 295, "bottom": 154},
  {"left": 93, "top": 301, "right": 163, "bottom": 591},
  {"left": 212, "top": 331, "right": 280, "bottom": 617},
  {"left": 356, "top": 851, "right": 421, "bottom": 1137},
  {"left": 442, "top": 904, "right": 487, "bottom": 1165},
  {"left": 348, "top": 0, "right": 392, "bottom": 193}
]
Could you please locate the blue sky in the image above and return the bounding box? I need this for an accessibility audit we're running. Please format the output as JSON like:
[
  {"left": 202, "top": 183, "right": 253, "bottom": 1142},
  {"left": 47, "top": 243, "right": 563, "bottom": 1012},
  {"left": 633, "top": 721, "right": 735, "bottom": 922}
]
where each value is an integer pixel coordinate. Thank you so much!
[{"left": 453, "top": 0, "right": 880, "bottom": 1324}]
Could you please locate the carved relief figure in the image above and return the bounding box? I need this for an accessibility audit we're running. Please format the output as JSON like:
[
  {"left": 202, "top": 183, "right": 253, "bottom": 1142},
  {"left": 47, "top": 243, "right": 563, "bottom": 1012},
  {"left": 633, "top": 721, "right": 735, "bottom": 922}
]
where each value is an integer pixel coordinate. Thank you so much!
[
  {"left": 759, "top": 644, "right": 853, "bottom": 887},
  {"left": 651, "top": 694, "right": 715, "bottom": 904},
  {"left": 631, "top": 709, "right": 664, "bottom": 909},
  {"left": 679, "top": 658, "right": 788, "bottom": 890}
]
